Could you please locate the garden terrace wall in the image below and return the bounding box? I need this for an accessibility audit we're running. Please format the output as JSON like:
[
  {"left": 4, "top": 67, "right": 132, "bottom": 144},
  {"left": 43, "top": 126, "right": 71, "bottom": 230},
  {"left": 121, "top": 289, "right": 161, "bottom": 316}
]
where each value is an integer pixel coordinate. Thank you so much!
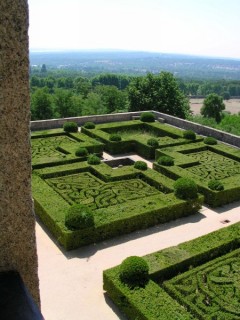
[{"left": 31, "top": 111, "right": 240, "bottom": 148}]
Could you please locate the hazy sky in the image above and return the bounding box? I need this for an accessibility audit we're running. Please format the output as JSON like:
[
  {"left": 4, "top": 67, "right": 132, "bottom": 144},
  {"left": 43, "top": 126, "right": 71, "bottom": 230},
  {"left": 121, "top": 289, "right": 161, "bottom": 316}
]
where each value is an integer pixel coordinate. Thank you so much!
[{"left": 29, "top": 0, "right": 240, "bottom": 59}]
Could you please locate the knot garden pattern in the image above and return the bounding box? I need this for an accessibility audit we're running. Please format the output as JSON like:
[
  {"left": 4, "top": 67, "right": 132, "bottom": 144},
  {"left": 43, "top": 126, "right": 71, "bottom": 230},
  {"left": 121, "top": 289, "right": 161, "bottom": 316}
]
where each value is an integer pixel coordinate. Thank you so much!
[
  {"left": 185, "top": 150, "right": 240, "bottom": 180},
  {"left": 46, "top": 172, "right": 159, "bottom": 210},
  {"left": 164, "top": 249, "right": 240, "bottom": 319},
  {"left": 32, "top": 136, "right": 77, "bottom": 160}
]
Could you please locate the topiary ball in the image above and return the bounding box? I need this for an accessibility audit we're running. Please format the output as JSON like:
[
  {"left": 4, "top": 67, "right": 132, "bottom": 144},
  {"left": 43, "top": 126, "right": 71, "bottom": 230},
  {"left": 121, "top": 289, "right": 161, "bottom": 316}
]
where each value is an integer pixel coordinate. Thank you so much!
[
  {"left": 140, "top": 112, "right": 155, "bottom": 122},
  {"left": 75, "top": 147, "right": 89, "bottom": 157},
  {"left": 87, "top": 154, "right": 101, "bottom": 165},
  {"left": 157, "top": 156, "right": 174, "bottom": 166},
  {"left": 63, "top": 121, "right": 78, "bottom": 133},
  {"left": 109, "top": 134, "right": 122, "bottom": 142},
  {"left": 119, "top": 256, "right": 149, "bottom": 287},
  {"left": 204, "top": 136, "right": 217, "bottom": 145},
  {"left": 65, "top": 204, "right": 94, "bottom": 230},
  {"left": 183, "top": 130, "right": 196, "bottom": 140},
  {"left": 208, "top": 180, "right": 224, "bottom": 191},
  {"left": 83, "top": 121, "right": 95, "bottom": 129},
  {"left": 174, "top": 177, "right": 198, "bottom": 200},
  {"left": 147, "top": 138, "right": 159, "bottom": 148},
  {"left": 134, "top": 160, "right": 148, "bottom": 171}
]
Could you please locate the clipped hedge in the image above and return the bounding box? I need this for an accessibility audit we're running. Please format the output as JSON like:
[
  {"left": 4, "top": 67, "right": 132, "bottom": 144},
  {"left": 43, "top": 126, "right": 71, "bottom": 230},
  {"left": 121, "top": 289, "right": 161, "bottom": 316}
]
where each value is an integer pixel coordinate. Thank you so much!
[
  {"left": 119, "top": 256, "right": 149, "bottom": 287},
  {"left": 140, "top": 112, "right": 155, "bottom": 122},
  {"left": 65, "top": 204, "right": 94, "bottom": 230},
  {"left": 183, "top": 130, "right": 196, "bottom": 140},
  {"left": 63, "top": 121, "right": 78, "bottom": 133},
  {"left": 134, "top": 161, "right": 148, "bottom": 171},
  {"left": 103, "top": 222, "right": 240, "bottom": 320}
]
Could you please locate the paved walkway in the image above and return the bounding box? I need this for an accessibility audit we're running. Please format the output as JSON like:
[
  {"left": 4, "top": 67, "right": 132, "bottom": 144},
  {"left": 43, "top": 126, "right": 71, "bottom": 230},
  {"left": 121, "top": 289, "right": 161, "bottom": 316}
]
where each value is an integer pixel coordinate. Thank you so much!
[{"left": 36, "top": 200, "right": 240, "bottom": 320}]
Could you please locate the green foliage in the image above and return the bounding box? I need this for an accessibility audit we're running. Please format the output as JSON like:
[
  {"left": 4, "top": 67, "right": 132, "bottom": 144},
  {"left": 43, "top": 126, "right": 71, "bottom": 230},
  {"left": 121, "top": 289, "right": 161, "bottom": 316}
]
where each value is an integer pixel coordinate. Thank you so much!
[
  {"left": 134, "top": 161, "right": 148, "bottom": 171},
  {"left": 174, "top": 178, "right": 198, "bottom": 200},
  {"left": 84, "top": 121, "right": 96, "bottom": 129},
  {"left": 87, "top": 154, "right": 101, "bottom": 165},
  {"left": 183, "top": 130, "right": 196, "bottom": 140},
  {"left": 147, "top": 138, "right": 159, "bottom": 148},
  {"left": 204, "top": 136, "right": 217, "bottom": 145},
  {"left": 201, "top": 93, "right": 225, "bottom": 123},
  {"left": 63, "top": 121, "right": 78, "bottom": 133},
  {"left": 65, "top": 204, "right": 94, "bottom": 230},
  {"left": 140, "top": 112, "right": 155, "bottom": 122},
  {"left": 75, "top": 147, "right": 89, "bottom": 157},
  {"left": 157, "top": 156, "right": 174, "bottom": 166},
  {"left": 119, "top": 256, "right": 149, "bottom": 287},
  {"left": 31, "top": 87, "right": 54, "bottom": 120},
  {"left": 208, "top": 179, "right": 224, "bottom": 191},
  {"left": 109, "top": 133, "right": 122, "bottom": 142},
  {"left": 128, "top": 72, "right": 190, "bottom": 119}
]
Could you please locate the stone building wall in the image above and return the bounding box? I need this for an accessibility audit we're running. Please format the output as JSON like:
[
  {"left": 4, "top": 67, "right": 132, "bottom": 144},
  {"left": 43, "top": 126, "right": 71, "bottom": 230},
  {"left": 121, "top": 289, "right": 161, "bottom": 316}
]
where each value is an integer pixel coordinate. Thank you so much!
[{"left": 0, "top": 0, "right": 40, "bottom": 305}]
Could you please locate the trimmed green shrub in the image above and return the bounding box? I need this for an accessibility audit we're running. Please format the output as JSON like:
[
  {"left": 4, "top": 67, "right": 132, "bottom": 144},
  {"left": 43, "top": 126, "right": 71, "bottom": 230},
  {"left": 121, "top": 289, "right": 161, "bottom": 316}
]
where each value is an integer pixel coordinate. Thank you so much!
[
  {"left": 157, "top": 156, "right": 174, "bottom": 166},
  {"left": 204, "top": 136, "right": 217, "bottom": 145},
  {"left": 208, "top": 179, "right": 224, "bottom": 191},
  {"left": 134, "top": 161, "right": 148, "bottom": 171},
  {"left": 183, "top": 130, "right": 196, "bottom": 140},
  {"left": 63, "top": 121, "right": 78, "bottom": 133},
  {"left": 75, "top": 147, "right": 89, "bottom": 157},
  {"left": 109, "top": 134, "right": 122, "bottom": 142},
  {"left": 174, "top": 177, "right": 198, "bottom": 200},
  {"left": 87, "top": 154, "right": 101, "bottom": 165},
  {"left": 140, "top": 112, "right": 155, "bottom": 123},
  {"left": 65, "top": 204, "right": 94, "bottom": 230},
  {"left": 147, "top": 138, "right": 159, "bottom": 148},
  {"left": 119, "top": 256, "right": 149, "bottom": 287},
  {"left": 84, "top": 121, "right": 95, "bottom": 129}
]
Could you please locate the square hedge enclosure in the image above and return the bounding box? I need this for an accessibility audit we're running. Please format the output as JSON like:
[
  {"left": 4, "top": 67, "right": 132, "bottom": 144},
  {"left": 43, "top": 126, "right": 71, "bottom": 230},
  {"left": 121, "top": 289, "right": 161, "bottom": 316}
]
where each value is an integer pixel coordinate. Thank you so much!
[
  {"left": 103, "top": 222, "right": 240, "bottom": 320},
  {"left": 32, "top": 119, "right": 239, "bottom": 249}
]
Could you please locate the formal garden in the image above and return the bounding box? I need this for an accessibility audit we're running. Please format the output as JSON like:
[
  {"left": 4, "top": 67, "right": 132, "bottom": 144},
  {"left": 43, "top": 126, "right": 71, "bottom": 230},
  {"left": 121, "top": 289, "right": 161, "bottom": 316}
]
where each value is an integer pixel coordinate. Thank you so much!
[{"left": 31, "top": 112, "right": 240, "bottom": 319}]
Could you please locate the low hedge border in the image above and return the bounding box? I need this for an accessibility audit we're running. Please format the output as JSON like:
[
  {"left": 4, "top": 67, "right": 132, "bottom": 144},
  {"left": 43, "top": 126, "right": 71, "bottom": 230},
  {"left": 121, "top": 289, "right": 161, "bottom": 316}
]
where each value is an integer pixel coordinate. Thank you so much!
[
  {"left": 154, "top": 142, "right": 240, "bottom": 207},
  {"left": 103, "top": 222, "right": 240, "bottom": 320},
  {"left": 31, "top": 130, "right": 104, "bottom": 168},
  {"left": 32, "top": 161, "right": 203, "bottom": 250}
]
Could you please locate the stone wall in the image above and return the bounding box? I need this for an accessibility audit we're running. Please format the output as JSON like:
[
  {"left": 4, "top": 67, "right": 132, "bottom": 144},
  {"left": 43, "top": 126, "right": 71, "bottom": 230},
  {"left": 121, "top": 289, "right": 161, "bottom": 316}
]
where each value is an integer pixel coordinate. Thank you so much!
[
  {"left": 31, "top": 111, "right": 240, "bottom": 148},
  {"left": 0, "top": 0, "right": 40, "bottom": 305}
]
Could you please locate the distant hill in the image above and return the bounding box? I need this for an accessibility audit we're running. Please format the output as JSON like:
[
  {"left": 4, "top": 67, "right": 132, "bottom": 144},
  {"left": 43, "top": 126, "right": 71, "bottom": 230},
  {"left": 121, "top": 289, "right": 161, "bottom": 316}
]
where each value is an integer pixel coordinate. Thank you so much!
[{"left": 30, "top": 51, "right": 240, "bottom": 80}]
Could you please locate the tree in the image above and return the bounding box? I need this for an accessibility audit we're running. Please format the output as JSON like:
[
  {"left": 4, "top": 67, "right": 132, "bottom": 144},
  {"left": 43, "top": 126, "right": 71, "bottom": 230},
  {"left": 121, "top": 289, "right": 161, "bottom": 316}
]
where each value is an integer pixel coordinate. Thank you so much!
[
  {"left": 201, "top": 93, "right": 225, "bottom": 123},
  {"left": 128, "top": 72, "right": 190, "bottom": 119},
  {"left": 95, "top": 85, "right": 128, "bottom": 113},
  {"left": 31, "top": 88, "right": 54, "bottom": 120},
  {"left": 40, "top": 64, "right": 47, "bottom": 73}
]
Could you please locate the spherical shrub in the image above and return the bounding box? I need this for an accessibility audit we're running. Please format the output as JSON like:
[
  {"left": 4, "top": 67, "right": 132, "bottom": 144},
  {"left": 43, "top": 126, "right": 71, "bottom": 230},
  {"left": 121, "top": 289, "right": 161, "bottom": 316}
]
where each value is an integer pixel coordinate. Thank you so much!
[
  {"left": 208, "top": 180, "right": 224, "bottom": 191},
  {"left": 87, "top": 154, "right": 101, "bottom": 165},
  {"left": 157, "top": 156, "right": 174, "bottom": 166},
  {"left": 109, "top": 134, "right": 122, "bottom": 142},
  {"left": 75, "top": 147, "right": 89, "bottom": 157},
  {"left": 140, "top": 112, "right": 155, "bottom": 122},
  {"left": 65, "top": 204, "right": 94, "bottom": 230},
  {"left": 174, "top": 177, "right": 198, "bottom": 200},
  {"left": 147, "top": 138, "right": 159, "bottom": 148},
  {"left": 119, "top": 256, "right": 149, "bottom": 287},
  {"left": 63, "top": 121, "right": 78, "bottom": 133},
  {"left": 183, "top": 130, "right": 196, "bottom": 140},
  {"left": 204, "top": 136, "right": 217, "bottom": 145},
  {"left": 134, "top": 160, "right": 148, "bottom": 171},
  {"left": 83, "top": 121, "right": 95, "bottom": 129}
]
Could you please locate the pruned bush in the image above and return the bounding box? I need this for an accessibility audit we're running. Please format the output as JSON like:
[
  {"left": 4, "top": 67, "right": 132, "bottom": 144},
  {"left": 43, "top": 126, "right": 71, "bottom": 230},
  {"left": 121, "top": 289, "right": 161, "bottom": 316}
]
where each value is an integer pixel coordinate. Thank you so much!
[
  {"left": 119, "top": 256, "right": 149, "bottom": 287},
  {"left": 157, "top": 155, "right": 174, "bottom": 166},
  {"left": 147, "top": 138, "right": 159, "bottom": 148},
  {"left": 109, "top": 134, "right": 122, "bottom": 142},
  {"left": 208, "top": 180, "right": 224, "bottom": 191},
  {"left": 174, "top": 177, "right": 198, "bottom": 200},
  {"left": 65, "top": 204, "right": 94, "bottom": 230},
  {"left": 134, "top": 160, "right": 148, "bottom": 171},
  {"left": 83, "top": 121, "right": 95, "bottom": 129},
  {"left": 140, "top": 112, "right": 155, "bottom": 122},
  {"left": 75, "top": 147, "right": 89, "bottom": 157},
  {"left": 183, "top": 130, "right": 196, "bottom": 140},
  {"left": 204, "top": 136, "right": 217, "bottom": 145},
  {"left": 63, "top": 121, "right": 78, "bottom": 133},
  {"left": 87, "top": 154, "right": 101, "bottom": 165}
]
